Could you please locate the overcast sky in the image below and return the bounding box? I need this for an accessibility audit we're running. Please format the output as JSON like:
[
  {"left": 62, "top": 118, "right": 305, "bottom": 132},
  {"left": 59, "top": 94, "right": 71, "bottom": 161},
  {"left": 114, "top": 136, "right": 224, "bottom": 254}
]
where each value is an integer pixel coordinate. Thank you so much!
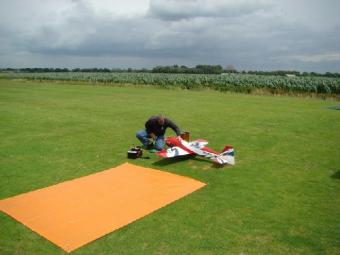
[{"left": 0, "top": 0, "right": 339, "bottom": 72}]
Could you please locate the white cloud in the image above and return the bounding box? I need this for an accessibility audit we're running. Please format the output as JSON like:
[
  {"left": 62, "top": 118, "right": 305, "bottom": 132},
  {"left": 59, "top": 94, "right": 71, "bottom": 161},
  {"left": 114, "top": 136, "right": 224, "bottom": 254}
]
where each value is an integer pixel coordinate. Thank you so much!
[{"left": 87, "top": 0, "right": 150, "bottom": 16}]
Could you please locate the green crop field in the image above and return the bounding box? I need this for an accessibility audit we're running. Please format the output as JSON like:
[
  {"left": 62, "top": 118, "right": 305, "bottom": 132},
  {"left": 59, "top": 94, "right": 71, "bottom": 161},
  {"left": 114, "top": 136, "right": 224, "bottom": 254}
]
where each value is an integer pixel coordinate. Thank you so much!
[
  {"left": 0, "top": 79, "right": 339, "bottom": 254},
  {"left": 8, "top": 72, "right": 340, "bottom": 96}
]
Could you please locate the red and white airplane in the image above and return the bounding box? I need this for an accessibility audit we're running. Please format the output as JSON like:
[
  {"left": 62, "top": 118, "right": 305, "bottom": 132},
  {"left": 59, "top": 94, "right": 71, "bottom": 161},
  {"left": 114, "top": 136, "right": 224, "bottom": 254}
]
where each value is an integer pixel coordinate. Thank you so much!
[{"left": 156, "top": 137, "right": 235, "bottom": 165}]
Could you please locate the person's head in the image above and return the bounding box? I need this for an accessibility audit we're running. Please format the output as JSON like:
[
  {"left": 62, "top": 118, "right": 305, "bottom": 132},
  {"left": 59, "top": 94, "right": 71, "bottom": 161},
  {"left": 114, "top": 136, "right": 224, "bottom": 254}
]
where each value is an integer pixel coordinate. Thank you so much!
[{"left": 157, "top": 115, "right": 165, "bottom": 125}]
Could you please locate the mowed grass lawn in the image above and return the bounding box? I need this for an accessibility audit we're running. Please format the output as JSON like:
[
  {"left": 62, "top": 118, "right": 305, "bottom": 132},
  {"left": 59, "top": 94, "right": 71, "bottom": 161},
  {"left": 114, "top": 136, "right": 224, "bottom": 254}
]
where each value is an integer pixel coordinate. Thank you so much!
[{"left": 0, "top": 79, "right": 339, "bottom": 255}]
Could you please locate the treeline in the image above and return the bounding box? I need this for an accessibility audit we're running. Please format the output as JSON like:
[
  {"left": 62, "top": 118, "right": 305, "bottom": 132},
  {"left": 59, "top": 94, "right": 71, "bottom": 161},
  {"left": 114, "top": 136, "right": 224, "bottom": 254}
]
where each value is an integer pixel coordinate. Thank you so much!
[
  {"left": 0, "top": 67, "right": 149, "bottom": 73},
  {"left": 1, "top": 66, "right": 340, "bottom": 77},
  {"left": 0, "top": 65, "right": 224, "bottom": 74},
  {"left": 151, "top": 66, "right": 340, "bottom": 77},
  {"left": 152, "top": 65, "right": 224, "bottom": 74}
]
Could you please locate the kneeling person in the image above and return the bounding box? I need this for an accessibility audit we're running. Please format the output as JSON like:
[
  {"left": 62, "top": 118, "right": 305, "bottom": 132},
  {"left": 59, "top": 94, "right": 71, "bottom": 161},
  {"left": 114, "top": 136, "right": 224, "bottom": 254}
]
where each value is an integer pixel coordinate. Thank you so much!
[{"left": 136, "top": 115, "right": 181, "bottom": 151}]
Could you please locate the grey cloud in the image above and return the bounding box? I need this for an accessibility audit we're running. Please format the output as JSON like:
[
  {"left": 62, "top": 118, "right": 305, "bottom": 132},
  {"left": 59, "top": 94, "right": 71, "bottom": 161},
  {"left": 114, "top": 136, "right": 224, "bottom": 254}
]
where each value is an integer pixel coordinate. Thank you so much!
[
  {"left": 0, "top": 0, "right": 339, "bottom": 72},
  {"left": 147, "top": 0, "right": 272, "bottom": 21}
]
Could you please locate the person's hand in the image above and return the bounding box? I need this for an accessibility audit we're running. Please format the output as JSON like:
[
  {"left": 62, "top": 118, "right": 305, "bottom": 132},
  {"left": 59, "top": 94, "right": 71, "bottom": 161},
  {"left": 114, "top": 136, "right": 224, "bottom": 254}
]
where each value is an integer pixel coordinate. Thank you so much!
[{"left": 150, "top": 133, "right": 156, "bottom": 140}]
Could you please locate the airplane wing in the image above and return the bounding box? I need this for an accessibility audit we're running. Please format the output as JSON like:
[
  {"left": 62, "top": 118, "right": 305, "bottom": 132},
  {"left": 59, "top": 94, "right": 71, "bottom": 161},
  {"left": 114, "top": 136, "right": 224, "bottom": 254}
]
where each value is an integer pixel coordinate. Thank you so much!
[{"left": 156, "top": 146, "right": 193, "bottom": 158}]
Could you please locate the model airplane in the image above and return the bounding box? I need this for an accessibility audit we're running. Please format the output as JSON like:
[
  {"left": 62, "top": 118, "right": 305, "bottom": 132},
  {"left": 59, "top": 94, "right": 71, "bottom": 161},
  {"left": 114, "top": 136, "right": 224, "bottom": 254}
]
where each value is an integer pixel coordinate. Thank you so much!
[{"left": 156, "top": 137, "right": 235, "bottom": 165}]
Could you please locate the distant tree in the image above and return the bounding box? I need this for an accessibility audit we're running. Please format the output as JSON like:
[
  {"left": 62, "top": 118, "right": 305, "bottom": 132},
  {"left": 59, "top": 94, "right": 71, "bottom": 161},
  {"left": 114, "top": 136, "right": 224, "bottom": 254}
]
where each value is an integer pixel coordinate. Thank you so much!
[{"left": 195, "top": 65, "right": 223, "bottom": 74}]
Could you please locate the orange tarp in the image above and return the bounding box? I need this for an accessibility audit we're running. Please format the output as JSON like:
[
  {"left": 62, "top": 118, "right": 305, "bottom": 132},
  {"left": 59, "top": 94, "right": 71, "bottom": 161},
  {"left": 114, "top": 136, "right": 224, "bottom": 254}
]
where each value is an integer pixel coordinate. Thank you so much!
[{"left": 0, "top": 162, "right": 206, "bottom": 252}]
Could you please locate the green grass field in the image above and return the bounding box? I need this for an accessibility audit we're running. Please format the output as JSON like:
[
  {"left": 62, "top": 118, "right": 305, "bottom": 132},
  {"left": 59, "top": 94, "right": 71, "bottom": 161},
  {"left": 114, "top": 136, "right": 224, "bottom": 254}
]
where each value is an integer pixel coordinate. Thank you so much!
[{"left": 0, "top": 79, "right": 339, "bottom": 254}]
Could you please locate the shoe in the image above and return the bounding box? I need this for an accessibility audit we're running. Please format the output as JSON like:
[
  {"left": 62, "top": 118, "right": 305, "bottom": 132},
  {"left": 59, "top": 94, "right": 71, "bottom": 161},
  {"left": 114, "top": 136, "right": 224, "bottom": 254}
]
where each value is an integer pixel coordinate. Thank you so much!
[{"left": 147, "top": 143, "right": 154, "bottom": 150}]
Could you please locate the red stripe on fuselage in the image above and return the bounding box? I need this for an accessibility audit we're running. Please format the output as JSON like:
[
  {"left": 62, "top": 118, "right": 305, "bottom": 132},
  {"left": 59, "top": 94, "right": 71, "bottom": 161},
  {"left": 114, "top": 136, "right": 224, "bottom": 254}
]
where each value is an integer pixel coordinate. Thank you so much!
[
  {"left": 177, "top": 143, "right": 195, "bottom": 154},
  {"left": 156, "top": 151, "right": 168, "bottom": 158}
]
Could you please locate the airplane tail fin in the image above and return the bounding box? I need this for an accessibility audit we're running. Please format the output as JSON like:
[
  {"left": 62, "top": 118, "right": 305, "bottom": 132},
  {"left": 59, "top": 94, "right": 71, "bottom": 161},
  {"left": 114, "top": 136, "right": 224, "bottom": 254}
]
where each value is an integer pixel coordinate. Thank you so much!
[{"left": 216, "top": 146, "right": 235, "bottom": 165}]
